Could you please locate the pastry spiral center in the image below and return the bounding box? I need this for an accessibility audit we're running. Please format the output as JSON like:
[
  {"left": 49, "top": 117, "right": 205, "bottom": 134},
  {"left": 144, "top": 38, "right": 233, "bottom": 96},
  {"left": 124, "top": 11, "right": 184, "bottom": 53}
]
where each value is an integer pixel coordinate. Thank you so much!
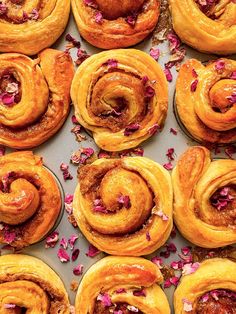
[
  {"left": 196, "top": 289, "right": 236, "bottom": 314},
  {"left": 0, "top": 70, "right": 21, "bottom": 106},
  {"left": 209, "top": 79, "right": 236, "bottom": 113},
  {"left": 90, "top": 72, "right": 147, "bottom": 132},
  {"left": 0, "top": 280, "right": 50, "bottom": 313},
  {"left": 0, "top": 176, "right": 40, "bottom": 225},
  {"left": 95, "top": 0, "right": 145, "bottom": 19}
]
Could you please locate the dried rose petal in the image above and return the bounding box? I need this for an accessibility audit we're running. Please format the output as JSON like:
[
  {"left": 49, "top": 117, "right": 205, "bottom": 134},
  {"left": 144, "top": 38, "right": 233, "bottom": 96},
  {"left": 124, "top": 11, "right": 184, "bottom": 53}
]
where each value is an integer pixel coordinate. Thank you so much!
[
  {"left": 30, "top": 8, "right": 39, "bottom": 20},
  {"left": 73, "top": 264, "right": 84, "bottom": 276},
  {"left": 57, "top": 248, "right": 70, "bottom": 263},
  {"left": 164, "top": 67, "right": 173, "bottom": 82},
  {"left": 167, "top": 32, "right": 181, "bottom": 53},
  {"left": 148, "top": 124, "right": 160, "bottom": 136},
  {"left": 166, "top": 148, "right": 175, "bottom": 161},
  {"left": 151, "top": 256, "right": 163, "bottom": 268},
  {"left": 65, "top": 34, "right": 81, "bottom": 48},
  {"left": 127, "top": 305, "right": 139, "bottom": 312},
  {"left": 227, "top": 93, "right": 236, "bottom": 104},
  {"left": 170, "top": 128, "right": 177, "bottom": 135},
  {"left": 215, "top": 59, "right": 225, "bottom": 72},
  {"left": 170, "top": 276, "right": 179, "bottom": 286},
  {"left": 230, "top": 71, "right": 236, "bottom": 80},
  {"left": 97, "top": 293, "right": 112, "bottom": 307},
  {"left": 118, "top": 195, "right": 131, "bottom": 209},
  {"left": 114, "top": 311, "right": 123, "bottom": 314},
  {"left": 125, "top": 12, "right": 138, "bottom": 26},
  {"left": 103, "top": 59, "right": 118, "bottom": 68},
  {"left": 182, "top": 262, "right": 200, "bottom": 275},
  {"left": 171, "top": 260, "right": 183, "bottom": 270},
  {"left": 45, "top": 231, "right": 59, "bottom": 248},
  {"left": 146, "top": 231, "right": 151, "bottom": 241},
  {"left": 192, "top": 69, "right": 198, "bottom": 78},
  {"left": 124, "top": 123, "right": 140, "bottom": 136},
  {"left": 5, "top": 82, "right": 18, "bottom": 94},
  {"left": 4, "top": 304, "right": 17, "bottom": 309},
  {"left": 181, "top": 246, "right": 191, "bottom": 256},
  {"left": 145, "top": 85, "right": 155, "bottom": 99},
  {"left": 182, "top": 298, "right": 193, "bottom": 312},
  {"left": 163, "top": 162, "right": 173, "bottom": 171},
  {"left": 116, "top": 288, "right": 127, "bottom": 294},
  {"left": 71, "top": 115, "right": 79, "bottom": 124},
  {"left": 95, "top": 11, "right": 103, "bottom": 24},
  {"left": 83, "top": 0, "right": 98, "bottom": 9},
  {"left": 3, "top": 229, "right": 16, "bottom": 244},
  {"left": 72, "top": 248, "right": 80, "bottom": 261},
  {"left": 155, "top": 210, "right": 169, "bottom": 221},
  {"left": 76, "top": 48, "right": 90, "bottom": 66},
  {"left": 0, "top": 3, "right": 7, "bottom": 15},
  {"left": 150, "top": 47, "right": 160, "bottom": 61},
  {"left": 211, "top": 186, "right": 234, "bottom": 210},
  {"left": 133, "top": 289, "right": 146, "bottom": 297},
  {"left": 167, "top": 242, "right": 177, "bottom": 253},
  {"left": 142, "top": 75, "right": 149, "bottom": 85},
  {"left": 60, "top": 237, "right": 68, "bottom": 250},
  {"left": 164, "top": 279, "right": 172, "bottom": 288},
  {"left": 86, "top": 244, "right": 101, "bottom": 257},
  {"left": 68, "top": 234, "right": 78, "bottom": 250},
  {"left": 65, "top": 194, "right": 73, "bottom": 214},
  {"left": 190, "top": 79, "right": 198, "bottom": 92},
  {"left": 1, "top": 93, "right": 15, "bottom": 105},
  {"left": 60, "top": 163, "right": 73, "bottom": 181}
]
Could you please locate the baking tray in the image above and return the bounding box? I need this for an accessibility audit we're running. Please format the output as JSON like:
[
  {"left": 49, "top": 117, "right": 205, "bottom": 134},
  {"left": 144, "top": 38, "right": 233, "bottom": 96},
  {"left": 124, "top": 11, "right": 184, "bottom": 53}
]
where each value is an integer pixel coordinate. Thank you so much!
[{"left": 2, "top": 11, "right": 236, "bottom": 313}]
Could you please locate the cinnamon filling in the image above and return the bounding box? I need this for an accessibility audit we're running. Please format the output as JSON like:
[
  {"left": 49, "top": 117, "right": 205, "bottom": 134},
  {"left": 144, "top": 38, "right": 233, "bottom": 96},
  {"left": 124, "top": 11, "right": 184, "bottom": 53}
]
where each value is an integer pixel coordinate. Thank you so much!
[
  {"left": 195, "top": 185, "right": 236, "bottom": 227},
  {"left": 196, "top": 290, "right": 236, "bottom": 314},
  {"left": 0, "top": 69, "right": 21, "bottom": 105},
  {"left": 94, "top": 301, "right": 143, "bottom": 314}
]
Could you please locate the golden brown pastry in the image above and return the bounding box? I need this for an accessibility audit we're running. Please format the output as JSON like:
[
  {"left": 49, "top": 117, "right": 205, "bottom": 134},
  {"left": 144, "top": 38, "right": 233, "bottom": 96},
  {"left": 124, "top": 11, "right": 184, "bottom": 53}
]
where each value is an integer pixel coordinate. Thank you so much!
[
  {"left": 175, "top": 58, "right": 236, "bottom": 144},
  {"left": 169, "top": 0, "right": 236, "bottom": 55},
  {"left": 0, "top": 49, "right": 74, "bottom": 149},
  {"left": 75, "top": 256, "right": 170, "bottom": 314},
  {"left": 0, "top": 254, "right": 70, "bottom": 313},
  {"left": 73, "top": 157, "right": 173, "bottom": 256},
  {"left": 174, "top": 258, "right": 236, "bottom": 313},
  {"left": 0, "top": 151, "right": 62, "bottom": 248},
  {"left": 172, "top": 146, "right": 236, "bottom": 248},
  {"left": 71, "top": 0, "right": 160, "bottom": 49},
  {"left": 71, "top": 49, "right": 168, "bottom": 152},
  {"left": 0, "top": 0, "right": 70, "bottom": 55}
]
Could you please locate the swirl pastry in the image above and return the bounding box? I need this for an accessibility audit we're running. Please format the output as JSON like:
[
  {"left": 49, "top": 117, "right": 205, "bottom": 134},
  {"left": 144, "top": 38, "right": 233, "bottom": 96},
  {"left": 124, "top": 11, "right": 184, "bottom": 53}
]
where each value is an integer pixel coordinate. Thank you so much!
[
  {"left": 172, "top": 146, "right": 236, "bottom": 248},
  {"left": 0, "top": 0, "right": 70, "bottom": 55},
  {"left": 71, "top": 0, "right": 160, "bottom": 49},
  {"left": 174, "top": 258, "right": 236, "bottom": 313},
  {"left": 71, "top": 49, "right": 168, "bottom": 152},
  {"left": 169, "top": 0, "right": 236, "bottom": 55},
  {"left": 0, "top": 254, "right": 69, "bottom": 313},
  {"left": 0, "top": 49, "right": 74, "bottom": 149},
  {"left": 175, "top": 58, "right": 236, "bottom": 144},
  {"left": 75, "top": 256, "right": 170, "bottom": 314},
  {"left": 73, "top": 157, "right": 173, "bottom": 256},
  {"left": 0, "top": 151, "right": 62, "bottom": 248}
]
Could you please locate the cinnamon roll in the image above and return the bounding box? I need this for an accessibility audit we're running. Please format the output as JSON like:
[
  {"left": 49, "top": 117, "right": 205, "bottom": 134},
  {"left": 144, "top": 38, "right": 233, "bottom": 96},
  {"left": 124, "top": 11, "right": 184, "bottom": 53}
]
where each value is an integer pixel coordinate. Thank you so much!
[
  {"left": 0, "top": 0, "right": 70, "bottom": 55},
  {"left": 0, "top": 254, "right": 70, "bottom": 313},
  {"left": 0, "top": 49, "right": 74, "bottom": 149},
  {"left": 169, "top": 0, "right": 236, "bottom": 55},
  {"left": 73, "top": 157, "right": 173, "bottom": 256},
  {"left": 75, "top": 256, "right": 170, "bottom": 314},
  {"left": 172, "top": 146, "right": 236, "bottom": 248},
  {"left": 71, "top": 49, "right": 168, "bottom": 152},
  {"left": 175, "top": 58, "right": 236, "bottom": 144},
  {"left": 71, "top": 0, "right": 160, "bottom": 49},
  {"left": 0, "top": 151, "right": 62, "bottom": 248},
  {"left": 174, "top": 258, "right": 236, "bottom": 314}
]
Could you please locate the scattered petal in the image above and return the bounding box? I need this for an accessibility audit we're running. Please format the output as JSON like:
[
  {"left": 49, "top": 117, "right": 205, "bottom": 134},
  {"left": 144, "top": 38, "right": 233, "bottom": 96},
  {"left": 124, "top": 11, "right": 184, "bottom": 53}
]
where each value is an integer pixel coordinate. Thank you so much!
[
  {"left": 86, "top": 244, "right": 101, "bottom": 257},
  {"left": 72, "top": 248, "right": 80, "bottom": 262},
  {"left": 45, "top": 231, "right": 59, "bottom": 248},
  {"left": 57, "top": 248, "right": 70, "bottom": 263},
  {"left": 73, "top": 264, "right": 84, "bottom": 276}
]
